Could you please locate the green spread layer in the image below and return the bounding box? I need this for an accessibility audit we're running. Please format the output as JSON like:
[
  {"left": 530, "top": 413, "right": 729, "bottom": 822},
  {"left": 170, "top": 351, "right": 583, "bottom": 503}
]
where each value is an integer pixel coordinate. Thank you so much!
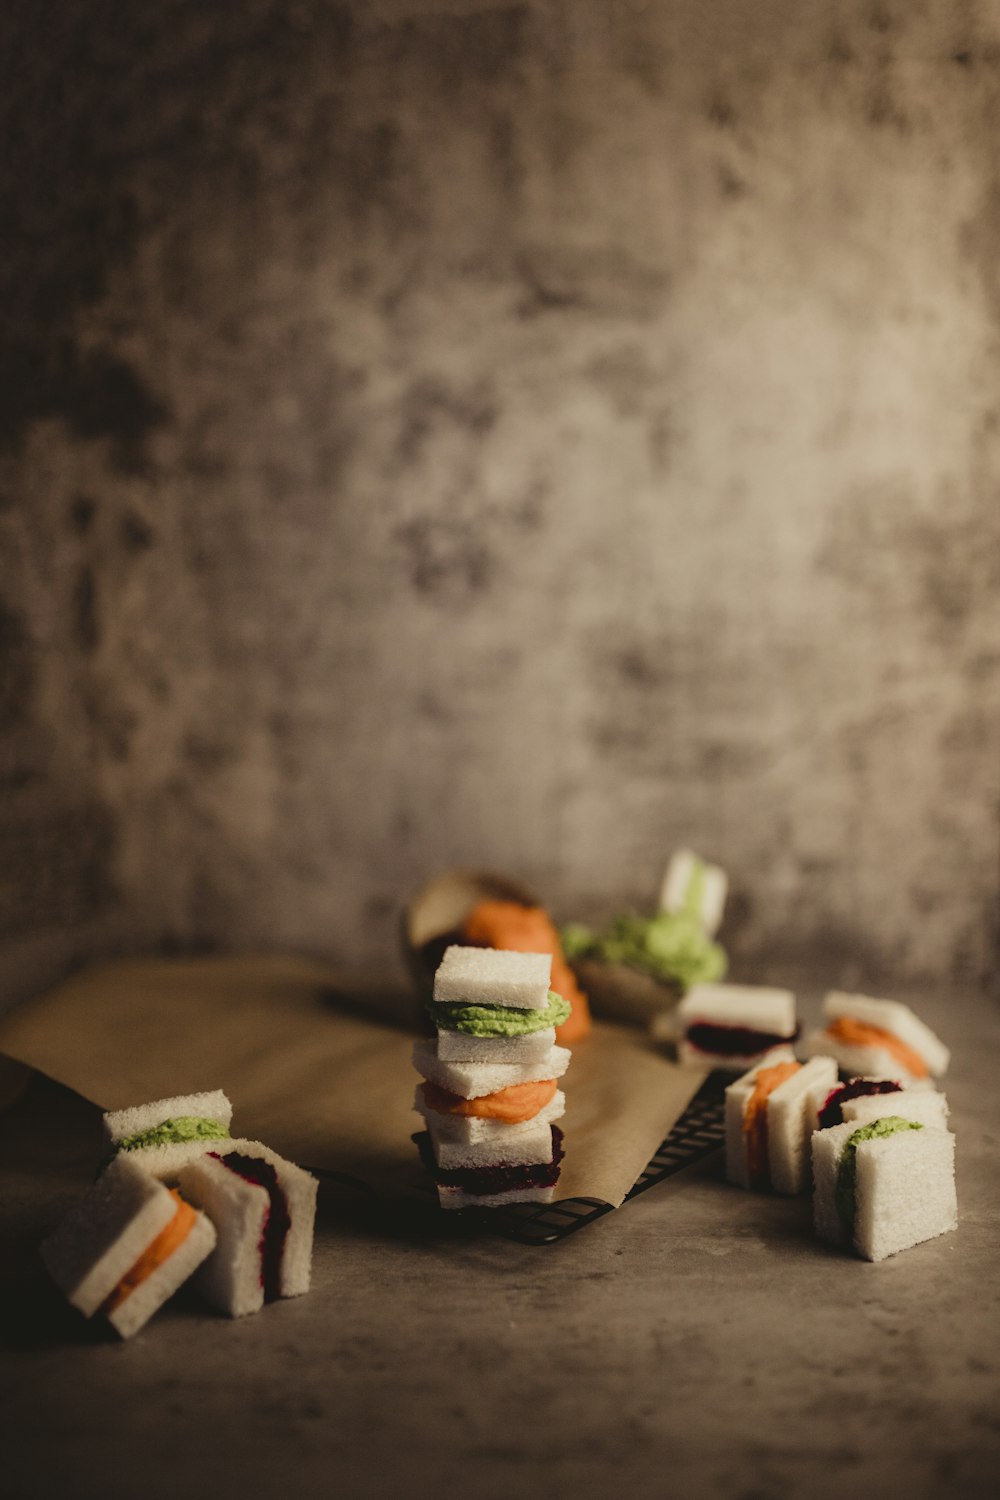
[
  {"left": 561, "top": 909, "right": 726, "bottom": 991},
  {"left": 119, "top": 1116, "right": 230, "bottom": 1153},
  {"left": 428, "top": 989, "right": 571, "bottom": 1037},
  {"left": 835, "top": 1116, "right": 924, "bottom": 1232}
]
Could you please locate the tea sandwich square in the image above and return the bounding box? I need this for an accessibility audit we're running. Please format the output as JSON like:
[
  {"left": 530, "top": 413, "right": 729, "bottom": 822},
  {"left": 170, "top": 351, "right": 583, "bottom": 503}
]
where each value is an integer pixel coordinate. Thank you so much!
[
  {"left": 802, "top": 991, "right": 950, "bottom": 1083},
  {"left": 725, "top": 1056, "right": 838, "bottom": 1194},
  {"left": 676, "top": 983, "right": 798, "bottom": 1071},
  {"left": 812, "top": 1116, "right": 957, "bottom": 1262}
]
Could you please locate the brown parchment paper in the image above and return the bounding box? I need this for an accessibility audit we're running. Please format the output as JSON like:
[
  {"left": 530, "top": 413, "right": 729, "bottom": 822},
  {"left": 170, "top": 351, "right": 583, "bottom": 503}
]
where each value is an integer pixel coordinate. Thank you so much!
[{"left": 0, "top": 955, "right": 706, "bottom": 1209}]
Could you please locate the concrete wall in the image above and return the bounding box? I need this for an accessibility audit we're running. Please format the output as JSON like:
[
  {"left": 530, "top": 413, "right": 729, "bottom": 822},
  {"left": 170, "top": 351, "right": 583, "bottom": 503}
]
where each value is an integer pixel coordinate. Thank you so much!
[{"left": 2, "top": 0, "right": 999, "bottom": 1006}]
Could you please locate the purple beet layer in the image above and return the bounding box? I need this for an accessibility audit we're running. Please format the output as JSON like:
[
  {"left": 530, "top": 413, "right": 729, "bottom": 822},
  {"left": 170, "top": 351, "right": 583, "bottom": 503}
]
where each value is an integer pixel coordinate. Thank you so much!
[
  {"left": 684, "top": 1021, "right": 800, "bottom": 1057},
  {"left": 212, "top": 1151, "right": 291, "bottom": 1300},
  {"left": 817, "top": 1077, "right": 902, "bottom": 1130},
  {"left": 416, "top": 1126, "right": 564, "bottom": 1196}
]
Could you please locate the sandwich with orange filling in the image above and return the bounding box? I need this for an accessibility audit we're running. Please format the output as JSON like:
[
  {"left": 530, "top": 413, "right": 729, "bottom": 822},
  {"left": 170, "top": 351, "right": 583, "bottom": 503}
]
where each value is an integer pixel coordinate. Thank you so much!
[
  {"left": 802, "top": 992, "right": 949, "bottom": 1083},
  {"left": 41, "top": 1153, "right": 216, "bottom": 1339},
  {"left": 725, "top": 1056, "right": 838, "bottom": 1194}
]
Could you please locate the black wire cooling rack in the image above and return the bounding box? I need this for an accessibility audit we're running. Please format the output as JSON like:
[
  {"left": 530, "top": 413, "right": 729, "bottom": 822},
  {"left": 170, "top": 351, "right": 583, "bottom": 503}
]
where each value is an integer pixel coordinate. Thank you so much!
[{"left": 471, "top": 1071, "right": 729, "bottom": 1245}]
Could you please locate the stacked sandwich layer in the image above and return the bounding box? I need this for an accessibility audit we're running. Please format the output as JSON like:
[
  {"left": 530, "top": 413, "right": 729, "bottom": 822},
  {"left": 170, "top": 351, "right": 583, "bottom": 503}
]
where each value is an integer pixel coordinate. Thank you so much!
[
  {"left": 414, "top": 946, "right": 571, "bottom": 1209},
  {"left": 42, "top": 1090, "right": 318, "bottom": 1337}
]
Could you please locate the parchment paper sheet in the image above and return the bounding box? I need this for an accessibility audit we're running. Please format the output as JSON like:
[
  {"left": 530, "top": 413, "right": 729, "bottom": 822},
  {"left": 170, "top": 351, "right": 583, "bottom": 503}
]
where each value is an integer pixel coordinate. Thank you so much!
[{"left": 0, "top": 956, "right": 706, "bottom": 1208}]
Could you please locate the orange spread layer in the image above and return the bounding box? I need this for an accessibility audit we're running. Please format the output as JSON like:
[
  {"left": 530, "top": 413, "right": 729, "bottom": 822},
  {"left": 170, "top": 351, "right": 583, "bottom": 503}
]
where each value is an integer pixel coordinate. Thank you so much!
[
  {"left": 99, "top": 1191, "right": 197, "bottom": 1317},
  {"left": 463, "top": 900, "right": 592, "bottom": 1044},
  {"left": 826, "top": 1017, "right": 928, "bottom": 1078},
  {"left": 423, "top": 1077, "right": 558, "bottom": 1124},
  {"left": 743, "top": 1061, "right": 800, "bottom": 1184}
]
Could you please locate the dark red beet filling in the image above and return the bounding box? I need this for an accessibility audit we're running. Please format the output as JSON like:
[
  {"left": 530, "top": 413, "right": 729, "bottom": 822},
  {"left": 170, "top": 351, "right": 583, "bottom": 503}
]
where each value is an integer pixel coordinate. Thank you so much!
[
  {"left": 415, "top": 1126, "right": 564, "bottom": 1197},
  {"left": 212, "top": 1152, "right": 291, "bottom": 1300},
  {"left": 817, "top": 1077, "right": 902, "bottom": 1131},
  {"left": 685, "top": 1022, "right": 800, "bottom": 1057}
]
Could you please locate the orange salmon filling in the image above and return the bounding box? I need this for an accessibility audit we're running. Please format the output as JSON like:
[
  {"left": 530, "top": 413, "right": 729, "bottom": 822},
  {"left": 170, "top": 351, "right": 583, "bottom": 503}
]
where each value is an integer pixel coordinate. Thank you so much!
[
  {"left": 743, "top": 1061, "right": 800, "bottom": 1184},
  {"left": 463, "top": 900, "right": 592, "bottom": 1045},
  {"left": 423, "top": 1077, "right": 558, "bottom": 1124},
  {"left": 826, "top": 1017, "right": 928, "bottom": 1079},
  {"left": 99, "top": 1191, "right": 197, "bottom": 1317}
]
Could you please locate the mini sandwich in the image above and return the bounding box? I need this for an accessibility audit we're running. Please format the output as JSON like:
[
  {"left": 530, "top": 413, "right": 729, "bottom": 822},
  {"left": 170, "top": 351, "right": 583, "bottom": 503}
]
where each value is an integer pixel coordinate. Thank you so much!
[
  {"left": 812, "top": 1116, "right": 957, "bottom": 1261},
  {"left": 675, "top": 983, "right": 798, "bottom": 1071},
  {"left": 41, "top": 1153, "right": 216, "bottom": 1339},
  {"left": 725, "top": 1056, "right": 837, "bottom": 1194},
  {"left": 178, "top": 1140, "right": 317, "bottom": 1318},
  {"left": 803, "top": 992, "right": 950, "bottom": 1083},
  {"left": 817, "top": 1077, "right": 950, "bottom": 1131},
  {"left": 412, "top": 1039, "right": 571, "bottom": 1108},
  {"left": 659, "top": 849, "right": 728, "bottom": 938},
  {"left": 428, "top": 946, "right": 570, "bottom": 1064},
  {"left": 413, "top": 1126, "right": 565, "bottom": 1208},
  {"left": 103, "top": 1090, "right": 233, "bottom": 1179}
]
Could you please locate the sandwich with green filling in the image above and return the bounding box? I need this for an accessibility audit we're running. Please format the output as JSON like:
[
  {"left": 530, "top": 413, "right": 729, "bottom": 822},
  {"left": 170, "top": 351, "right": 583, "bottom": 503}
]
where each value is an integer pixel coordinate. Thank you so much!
[
  {"left": 103, "top": 1090, "right": 233, "bottom": 1181},
  {"left": 812, "top": 1115, "right": 957, "bottom": 1261}
]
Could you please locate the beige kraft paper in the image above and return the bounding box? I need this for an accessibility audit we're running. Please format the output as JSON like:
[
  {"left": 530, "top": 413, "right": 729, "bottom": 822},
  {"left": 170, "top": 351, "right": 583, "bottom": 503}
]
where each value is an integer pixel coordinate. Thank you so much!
[{"left": 0, "top": 955, "right": 707, "bottom": 1208}]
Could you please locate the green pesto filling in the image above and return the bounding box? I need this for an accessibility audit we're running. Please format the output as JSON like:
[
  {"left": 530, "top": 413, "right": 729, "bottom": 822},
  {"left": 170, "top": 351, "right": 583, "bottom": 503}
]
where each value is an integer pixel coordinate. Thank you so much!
[
  {"left": 119, "top": 1116, "right": 230, "bottom": 1153},
  {"left": 561, "top": 909, "right": 727, "bottom": 991},
  {"left": 428, "top": 989, "right": 571, "bottom": 1037},
  {"left": 835, "top": 1116, "right": 924, "bottom": 1233}
]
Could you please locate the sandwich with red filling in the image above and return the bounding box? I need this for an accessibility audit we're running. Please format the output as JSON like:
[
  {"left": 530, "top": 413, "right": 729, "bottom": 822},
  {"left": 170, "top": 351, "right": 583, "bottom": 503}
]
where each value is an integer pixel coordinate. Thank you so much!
[
  {"left": 675, "top": 983, "right": 798, "bottom": 1071},
  {"left": 178, "top": 1140, "right": 317, "bottom": 1318}
]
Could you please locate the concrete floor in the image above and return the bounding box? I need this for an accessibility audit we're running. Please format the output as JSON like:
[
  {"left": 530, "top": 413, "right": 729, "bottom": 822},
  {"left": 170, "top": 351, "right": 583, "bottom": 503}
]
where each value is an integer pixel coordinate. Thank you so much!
[{"left": 3, "top": 983, "right": 999, "bottom": 1500}]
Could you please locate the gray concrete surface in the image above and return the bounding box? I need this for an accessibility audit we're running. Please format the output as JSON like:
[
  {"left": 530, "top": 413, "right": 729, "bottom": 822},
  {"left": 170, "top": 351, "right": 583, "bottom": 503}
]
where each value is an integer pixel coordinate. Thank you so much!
[
  {"left": 2, "top": 981, "right": 998, "bottom": 1500},
  {"left": 2, "top": 0, "right": 1000, "bottom": 1014}
]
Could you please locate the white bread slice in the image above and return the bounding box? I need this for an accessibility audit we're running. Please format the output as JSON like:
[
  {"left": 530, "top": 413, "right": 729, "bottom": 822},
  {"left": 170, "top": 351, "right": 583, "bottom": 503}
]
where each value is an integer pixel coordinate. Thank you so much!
[
  {"left": 813, "top": 1120, "right": 854, "bottom": 1248},
  {"left": 678, "top": 983, "right": 796, "bottom": 1035},
  {"left": 821, "top": 992, "right": 950, "bottom": 1077},
  {"left": 659, "top": 849, "right": 728, "bottom": 937},
  {"left": 854, "top": 1126, "right": 957, "bottom": 1262},
  {"left": 412, "top": 1039, "right": 570, "bottom": 1098},
  {"left": 41, "top": 1154, "right": 179, "bottom": 1316},
  {"left": 414, "top": 1086, "right": 566, "bottom": 1143},
  {"left": 766, "top": 1057, "right": 838, "bottom": 1194},
  {"left": 436, "top": 1027, "right": 556, "bottom": 1064},
  {"left": 841, "top": 1089, "right": 949, "bottom": 1130},
  {"left": 107, "top": 1210, "right": 216, "bottom": 1339},
  {"left": 428, "top": 1116, "right": 555, "bottom": 1170},
  {"left": 813, "top": 1119, "right": 957, "bottom": 1260},
  {"left": 433, "top": 946, "right": 551, "bottom": 1010},
  {"left": 437, "top": 1183, "right": 556, "bottom": 1210},
  {"left": 725, "top": 1057, "right": 837, "bottom": 1194}
]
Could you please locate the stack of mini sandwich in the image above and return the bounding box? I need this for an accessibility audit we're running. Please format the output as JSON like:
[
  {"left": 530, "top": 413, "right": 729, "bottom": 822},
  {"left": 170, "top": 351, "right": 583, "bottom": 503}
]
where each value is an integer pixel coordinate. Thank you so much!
[
  {"left": 42, "top": 1090, "right": 317, "bottom": 1337},
  {"left": 413, "top": 946, "right": 571, "bottom": 1209}
]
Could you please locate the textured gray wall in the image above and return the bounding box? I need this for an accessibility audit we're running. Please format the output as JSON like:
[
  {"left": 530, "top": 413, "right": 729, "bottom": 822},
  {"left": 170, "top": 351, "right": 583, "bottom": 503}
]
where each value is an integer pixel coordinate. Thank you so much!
[{"left": 2, "top": 0, "right": 999, "bottom": 1007}]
